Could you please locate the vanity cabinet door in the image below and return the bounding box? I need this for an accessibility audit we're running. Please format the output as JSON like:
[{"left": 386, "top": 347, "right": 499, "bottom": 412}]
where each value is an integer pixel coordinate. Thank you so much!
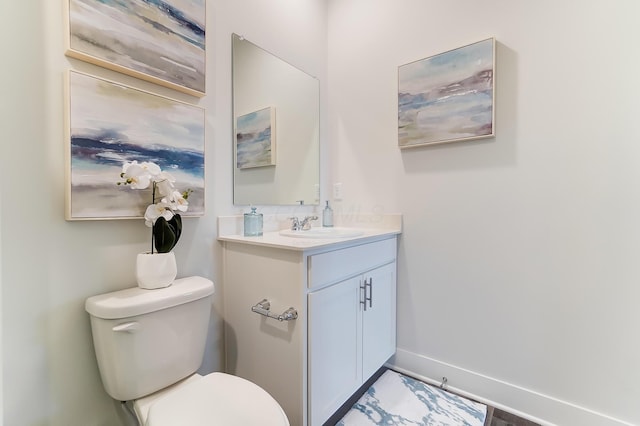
[
  {"left": 308, "top": 261, "right": 397, "bottom": 425},
  {"left": 361, "top": 261, "right": 397, "bottom": 381},
  {"left": 308, "top": 276, "right": 362, "bottom": 426}
]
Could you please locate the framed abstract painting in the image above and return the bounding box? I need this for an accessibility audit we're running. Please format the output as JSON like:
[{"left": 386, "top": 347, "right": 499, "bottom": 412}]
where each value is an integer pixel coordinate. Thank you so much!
[
  {"left": 65, "top": 70, "right": 205, "bottom": 220},
  {"left": 65, "top": 0, "right": 206, "bottom": 97},
  {"left": 398, "top": 38, "right": 495, "bottom": 148},
  {"left": 235, "top": 106, "right": 276, "bottom": 169}
]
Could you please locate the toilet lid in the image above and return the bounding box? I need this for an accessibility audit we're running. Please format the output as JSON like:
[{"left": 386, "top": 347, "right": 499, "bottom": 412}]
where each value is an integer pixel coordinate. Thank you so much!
[{"left": 146, "top": 372, "right": 290, "bottom": 426}]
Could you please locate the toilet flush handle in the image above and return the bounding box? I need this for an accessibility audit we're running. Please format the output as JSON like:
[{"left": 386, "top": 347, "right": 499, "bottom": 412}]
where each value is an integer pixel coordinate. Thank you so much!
[{"left": 112, "top": 322, "right": 140, "bottom": 333}]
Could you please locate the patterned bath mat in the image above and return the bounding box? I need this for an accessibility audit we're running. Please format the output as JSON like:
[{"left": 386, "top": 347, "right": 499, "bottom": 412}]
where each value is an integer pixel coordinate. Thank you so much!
[{"left": 337, "top": 370, "right": 487, "bottom": 426}]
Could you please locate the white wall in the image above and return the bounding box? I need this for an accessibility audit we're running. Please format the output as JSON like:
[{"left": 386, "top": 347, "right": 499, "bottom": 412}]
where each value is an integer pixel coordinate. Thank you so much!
[
  {"left": 327, "top": 0, "right": 640, "bottom": 425},
  {"left": 0, "top": 0, "right": 326, "bottom": 425}
]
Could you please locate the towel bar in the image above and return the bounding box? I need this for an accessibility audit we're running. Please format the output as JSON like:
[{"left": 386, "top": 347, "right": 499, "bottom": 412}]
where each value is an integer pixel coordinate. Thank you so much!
[{"left": 251, "top": 299, "right": 298, "bottom": 321}]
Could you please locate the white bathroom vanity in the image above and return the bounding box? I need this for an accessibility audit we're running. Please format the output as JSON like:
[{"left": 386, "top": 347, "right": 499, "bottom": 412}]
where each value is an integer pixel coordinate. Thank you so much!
[{"left": 218, "top": 214, "right": 401, "bottom": 426}]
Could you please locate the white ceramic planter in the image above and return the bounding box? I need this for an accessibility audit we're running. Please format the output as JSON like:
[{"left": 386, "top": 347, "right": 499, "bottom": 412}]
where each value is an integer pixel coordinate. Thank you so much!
[{"left": 136, "top": 252, "right": 177, "bottom": 289}]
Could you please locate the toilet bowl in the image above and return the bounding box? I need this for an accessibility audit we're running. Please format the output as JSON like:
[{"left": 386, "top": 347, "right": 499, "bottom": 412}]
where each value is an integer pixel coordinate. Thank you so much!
[{"left": 85, "top": 276, "right": 289, "bottom": 426}]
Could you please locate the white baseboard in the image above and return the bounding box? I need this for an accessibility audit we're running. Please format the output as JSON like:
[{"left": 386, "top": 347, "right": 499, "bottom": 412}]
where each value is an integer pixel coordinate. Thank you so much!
[{"left": 388, "top": 348, "right": 635, "bottom": 426}]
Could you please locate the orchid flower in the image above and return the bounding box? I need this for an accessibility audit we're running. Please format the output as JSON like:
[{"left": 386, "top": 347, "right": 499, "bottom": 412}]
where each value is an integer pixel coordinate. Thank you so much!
[
  {"left": 144, "top": 202, "right": 175, "bottom": 228},
  {"left": 154, "top": 173, "right": 176, "bottom": 198},
  {"left": 121, "top": 162, "right": 152, "bottom": 189},
  {"left": 162, "top": 191, "right": 189, "bottom": 212},
  {"left": 118, "top": 160, "right": 191, "bottom": 253}
]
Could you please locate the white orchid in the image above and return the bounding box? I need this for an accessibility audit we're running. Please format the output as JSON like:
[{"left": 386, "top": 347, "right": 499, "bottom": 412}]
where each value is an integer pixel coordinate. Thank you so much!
[
  {"left": 121, "top": 161, "right": 162, "bottom": 189},
  {"left": 154, "top": 172, "right": 176, "bottom": 198},
  {"left": 162, "top": 190, "right": 190, "bottom": 212},
  {"left": 118, "top": 160, "right": 191, "bottom": 253},
  {"left": 144, "top": 201, "right": 175, "bottom": 227}
]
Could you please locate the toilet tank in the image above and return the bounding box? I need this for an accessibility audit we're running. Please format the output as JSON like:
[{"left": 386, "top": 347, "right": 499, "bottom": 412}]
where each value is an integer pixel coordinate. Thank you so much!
[{"left": 85, "top": 276, "right": 215, "bottom": 401}]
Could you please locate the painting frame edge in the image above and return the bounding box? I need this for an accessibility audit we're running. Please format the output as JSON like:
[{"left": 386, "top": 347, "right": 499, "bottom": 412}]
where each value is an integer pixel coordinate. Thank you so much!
[
  {"left": 235, "top": 106, "right": 277, "bottom": 170},
  {"left": 64, "top": 69, "right": 206, "bottom": 221},
  {"left": 64, "top": 0, "right": 206, "bottom": 98},
  {"left": 397, "top": 37, "right": 496, "bottom": 149}
]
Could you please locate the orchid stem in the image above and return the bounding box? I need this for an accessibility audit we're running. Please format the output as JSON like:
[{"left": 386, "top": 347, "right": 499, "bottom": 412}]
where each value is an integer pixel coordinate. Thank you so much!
[{"left": 151, "top": 182, "right": 156, "bottom": 254}]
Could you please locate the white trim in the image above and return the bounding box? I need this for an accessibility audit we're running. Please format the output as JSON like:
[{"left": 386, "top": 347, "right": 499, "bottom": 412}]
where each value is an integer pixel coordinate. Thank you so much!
[
  {"left": 0, "top": 180, "right": 3, "bottom": 421},
  {"left": 388, "top": 349, "right": 636, "bottom": 426}
]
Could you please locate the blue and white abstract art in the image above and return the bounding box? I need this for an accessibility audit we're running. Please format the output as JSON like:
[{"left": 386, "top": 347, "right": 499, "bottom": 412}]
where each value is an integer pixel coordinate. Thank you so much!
[
  {"left": 67, "top": 0, "right": 206, "bottom": 96},
  {"left": 398, "top": 38, "right": 495, "bottom": 148},
  {"left": 66, "top": 71, "right": 205, "bottom": 220},
  {"left": 236, "top": 107, "right": 276, "bottom": 169},
  {"left": 338, "top": 370, "right": 487, "bottom": 426}
]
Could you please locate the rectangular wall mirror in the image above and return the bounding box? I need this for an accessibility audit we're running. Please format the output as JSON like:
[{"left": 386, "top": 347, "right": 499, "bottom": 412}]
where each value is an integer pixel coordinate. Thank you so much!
[{"left": 232, "top": 33, "right": 320, "bottom": 206}]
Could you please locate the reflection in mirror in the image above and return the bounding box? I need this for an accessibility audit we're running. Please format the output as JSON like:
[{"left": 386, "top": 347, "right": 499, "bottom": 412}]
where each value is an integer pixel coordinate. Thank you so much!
[{"left": 232, "top": 34, "right": 320, "bottom": 206}]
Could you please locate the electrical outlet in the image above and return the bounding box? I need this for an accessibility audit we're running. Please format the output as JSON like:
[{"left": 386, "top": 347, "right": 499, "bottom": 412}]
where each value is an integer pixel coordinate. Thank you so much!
[{"left": 333, "top": 183, "right": 343, "bottom": 200}]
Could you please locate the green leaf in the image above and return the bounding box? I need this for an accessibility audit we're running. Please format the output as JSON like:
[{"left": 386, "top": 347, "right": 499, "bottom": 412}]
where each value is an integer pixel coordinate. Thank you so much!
[
  {"left": 152, "top": 214, "right": 183, "bottom": 253},
  {"left": 153, "top": 217, "right": 177, "bottom": 253},
  {"left": 170, "top": 214, "right": 182, "bottom": 244}
]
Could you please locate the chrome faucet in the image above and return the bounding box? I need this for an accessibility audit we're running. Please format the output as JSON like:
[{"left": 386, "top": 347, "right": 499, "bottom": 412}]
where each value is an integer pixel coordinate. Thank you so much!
[
  {"left": 300, "top": 216, "right": 318, "bottom": 230},
  {"left": 289, "top": 216, "right": 318, "bottom": 231},
  {"left": 289, "top": 217, "right": 301, "bottom": 230}
]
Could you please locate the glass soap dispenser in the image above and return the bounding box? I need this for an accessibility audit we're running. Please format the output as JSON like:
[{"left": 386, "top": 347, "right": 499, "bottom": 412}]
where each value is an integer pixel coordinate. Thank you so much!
[
  {"left": 244, "top": 207, "right": 263, "bottom": 236},
  {"left": 322, "top": 201, "right": 333, "bottom": 227}
]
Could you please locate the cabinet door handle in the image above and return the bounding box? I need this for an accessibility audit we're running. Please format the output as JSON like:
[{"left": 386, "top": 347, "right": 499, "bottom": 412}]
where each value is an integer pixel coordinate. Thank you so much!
[{"left": 360, "top": 278, "right": 373, "bottom": 311}]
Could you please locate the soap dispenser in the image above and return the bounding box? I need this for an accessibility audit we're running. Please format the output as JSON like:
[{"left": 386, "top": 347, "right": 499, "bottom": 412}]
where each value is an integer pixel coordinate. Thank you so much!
[
  {"left": 322, "top": 201, "right": 333, "bottom": 227},
  {"left": 244, "top": 207, "right": 263, "bottom": 236}
]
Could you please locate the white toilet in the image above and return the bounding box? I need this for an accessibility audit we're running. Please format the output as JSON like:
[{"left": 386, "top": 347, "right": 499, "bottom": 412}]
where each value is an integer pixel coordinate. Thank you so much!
[{"left": 85, "top": 276, "right": 289, "bottom": 426}]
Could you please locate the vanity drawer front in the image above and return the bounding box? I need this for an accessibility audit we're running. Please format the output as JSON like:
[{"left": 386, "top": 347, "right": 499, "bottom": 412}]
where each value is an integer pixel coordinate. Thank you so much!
[{"left": 308, "top": 238, "right": 397, "bottom": 289}]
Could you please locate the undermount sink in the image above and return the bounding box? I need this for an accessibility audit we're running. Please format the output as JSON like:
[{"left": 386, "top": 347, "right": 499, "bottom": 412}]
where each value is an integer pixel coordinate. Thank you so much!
[{"left": 279, "top": 227, "right": 364, "bottom": 239}]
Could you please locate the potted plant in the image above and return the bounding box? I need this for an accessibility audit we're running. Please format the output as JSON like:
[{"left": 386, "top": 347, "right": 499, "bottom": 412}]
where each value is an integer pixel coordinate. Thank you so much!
[{"left": 118, "top": 160, "right": 191, "bottom": 289}]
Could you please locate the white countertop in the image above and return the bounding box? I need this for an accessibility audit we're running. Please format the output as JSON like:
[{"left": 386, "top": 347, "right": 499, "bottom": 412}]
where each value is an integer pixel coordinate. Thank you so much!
[{"left": 217, "top": 214, "right": 402, "bottom": 251}]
